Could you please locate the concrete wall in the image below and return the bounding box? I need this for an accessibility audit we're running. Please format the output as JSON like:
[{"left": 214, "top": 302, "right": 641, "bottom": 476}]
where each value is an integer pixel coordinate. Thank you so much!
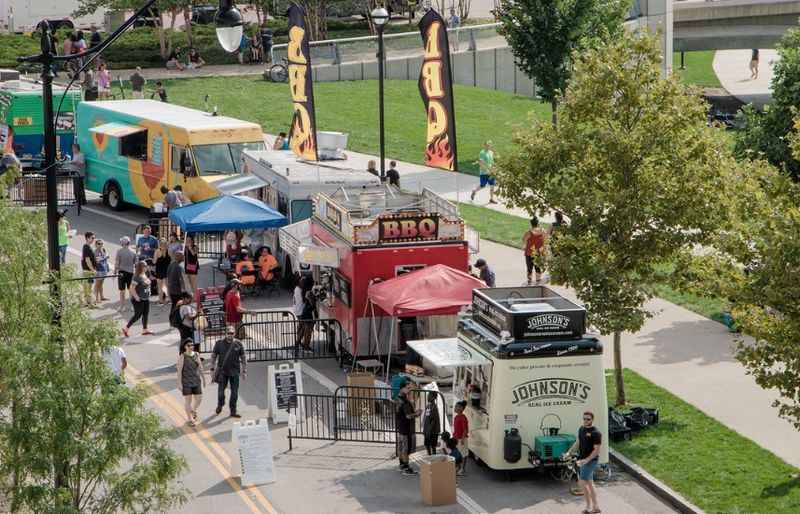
[{"left": 309, "top": 45, "right": 538, "bottom": 97}]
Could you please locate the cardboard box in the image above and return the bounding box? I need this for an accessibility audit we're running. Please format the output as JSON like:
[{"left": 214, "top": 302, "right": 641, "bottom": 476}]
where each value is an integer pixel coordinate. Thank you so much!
[
  {"left": 419, "top": 455, "right": 456, "bottom": 506},
  {"left": 346, "top": 371, "right": 375, "bottom": 416}
]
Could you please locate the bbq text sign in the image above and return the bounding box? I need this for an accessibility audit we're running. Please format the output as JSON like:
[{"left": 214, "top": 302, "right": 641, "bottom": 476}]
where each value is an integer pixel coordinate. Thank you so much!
[
  {"left": 378, "top": 213, "right": 439, "bottom": 243},
  {"left": 287, "top": 4, "right": 318, "bottom": 161},
  {"left": 418, "top": 9, "right": 458, "bottom": 171}
]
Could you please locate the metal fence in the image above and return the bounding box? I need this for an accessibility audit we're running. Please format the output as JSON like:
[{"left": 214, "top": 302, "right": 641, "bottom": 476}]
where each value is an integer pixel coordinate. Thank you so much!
[
  {"left": 287, "top": 386, "right": 450, "bottom": 450},
  {"left": 7, "top": 170, "right": 84, "bottom": 212},
  {"left": 270, "top": 22, "right": 504, "bottom": 66},
  {"left": 195, "top": 312, "right": 345, "bottom": 364}
]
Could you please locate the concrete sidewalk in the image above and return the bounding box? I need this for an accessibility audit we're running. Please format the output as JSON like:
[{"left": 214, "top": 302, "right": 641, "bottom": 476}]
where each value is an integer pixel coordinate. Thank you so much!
[{"left": 713, "top": 49, "right": 777, "bottom": 108}]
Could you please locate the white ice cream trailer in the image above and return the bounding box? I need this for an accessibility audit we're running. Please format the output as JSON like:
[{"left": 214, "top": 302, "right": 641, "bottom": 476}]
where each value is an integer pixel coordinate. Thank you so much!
[{"left": 409, "top": 286, "right": 608, "bottom": 472}]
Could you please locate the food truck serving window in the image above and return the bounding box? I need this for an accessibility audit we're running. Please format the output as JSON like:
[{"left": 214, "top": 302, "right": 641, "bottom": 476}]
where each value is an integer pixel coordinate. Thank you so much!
[
  {"left": 291, "top": 199, "right": 312, "bottom": 223},
  {"left": 119, "top": 130, "right": 148, "bottom": 160}
]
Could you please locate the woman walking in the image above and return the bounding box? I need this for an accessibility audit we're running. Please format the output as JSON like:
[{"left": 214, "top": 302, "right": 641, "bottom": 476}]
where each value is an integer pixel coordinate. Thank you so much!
[
  {"left": 177, "top": 338, "right": 206, "bottom": 427},
  {"left": 154, "top": 238, "right": 171, "bottom": 305},
  {"left": 93, "top": 239, "right": 110, "bottom": 303},
  {"left": 184, "top": 234, "right": 199, "bottom": 294},
  {"left": 522, "top": 216, "right": 548, "bottom": 284},
  {"left": 97, "top": 62, "right": 111, "bottom": 99},
  {"left": 123, "top": 260, "right": 154, "bottom": 338}
]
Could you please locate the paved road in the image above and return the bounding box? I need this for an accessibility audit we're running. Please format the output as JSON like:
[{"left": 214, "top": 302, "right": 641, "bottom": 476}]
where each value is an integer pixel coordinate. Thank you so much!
[{"left": 62, "top": 197, "right": 677, "bottom": 514}]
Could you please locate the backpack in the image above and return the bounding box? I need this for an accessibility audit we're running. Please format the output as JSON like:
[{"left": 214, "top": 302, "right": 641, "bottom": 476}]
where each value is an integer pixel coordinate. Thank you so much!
[{"left": 169, "top": 305, "right": 183, "bottom": 328}]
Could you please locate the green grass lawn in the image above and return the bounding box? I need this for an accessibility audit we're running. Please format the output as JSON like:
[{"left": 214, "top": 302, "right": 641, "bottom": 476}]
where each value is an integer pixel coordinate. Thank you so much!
[
  {"left": 673, "top": 51, "right": 721, "bottom": 88},
  {"left": 458, "top": 203, "right": 729, "bottom": 321},
  {"left": 122, "top": 77, "right": 550, "bottom": 174},
  {"left": 612, "top": 369, "right": 800, "bottom": 514}
]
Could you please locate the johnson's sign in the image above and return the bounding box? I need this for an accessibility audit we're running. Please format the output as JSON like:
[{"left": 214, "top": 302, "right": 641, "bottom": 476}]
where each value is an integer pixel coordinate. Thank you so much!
[
  {"left": 526, "top": 314, "right": 571, "bottom": 331},
  {"left": 378, "top": 214, "right": 439, "bottom": 243},
  {"left": 511, "top": 378, "right": 592, "bottom": 407}
]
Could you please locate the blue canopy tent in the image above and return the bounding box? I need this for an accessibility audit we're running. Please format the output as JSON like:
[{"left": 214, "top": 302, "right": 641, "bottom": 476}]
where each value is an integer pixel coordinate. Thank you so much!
[{"left": 168, "top": 195, "right": 288, "bottom": 232}]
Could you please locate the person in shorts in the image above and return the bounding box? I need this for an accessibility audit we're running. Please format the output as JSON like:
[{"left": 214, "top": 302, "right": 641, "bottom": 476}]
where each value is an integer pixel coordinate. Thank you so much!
[
  {"left": 567, "top": 411, "right": 602, "bottom": 514},
  {"left": 177, "top": 338, "right": 205, "bottom": 427},
  {"left": 470, "top": 141, "right": 496, "bottom": 203},
  {"left": 115, "top": 236, "right": 136, "bottom": 310},
  {"left": 395, "top": 378, "right": 421, "bottom": 475}
]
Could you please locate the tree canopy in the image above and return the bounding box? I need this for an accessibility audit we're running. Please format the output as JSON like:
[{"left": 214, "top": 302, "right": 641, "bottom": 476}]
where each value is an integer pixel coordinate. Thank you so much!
[
  {"left": 496, "top": 0, "right": 629, "bottom": 119},
  {"left": 0, "top": 199, "right": 188, "bottom": 512},
  {"left": 494, "top": 33, "right": 742, "bottom": 404}
]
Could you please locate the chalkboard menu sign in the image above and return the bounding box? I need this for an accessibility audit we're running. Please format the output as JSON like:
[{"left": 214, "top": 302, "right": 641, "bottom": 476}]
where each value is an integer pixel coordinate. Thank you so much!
[
  {"left": 196, "top": 286, "right": 226, "bottom": 335},
  {"left": 268, "top": 363, "right": 304, "bottom": 423}
]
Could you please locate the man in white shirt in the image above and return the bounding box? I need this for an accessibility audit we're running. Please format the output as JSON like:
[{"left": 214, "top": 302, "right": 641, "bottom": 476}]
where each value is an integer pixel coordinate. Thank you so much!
[{"left": 102, "top": 345, "right": 128, "bottom": 383}]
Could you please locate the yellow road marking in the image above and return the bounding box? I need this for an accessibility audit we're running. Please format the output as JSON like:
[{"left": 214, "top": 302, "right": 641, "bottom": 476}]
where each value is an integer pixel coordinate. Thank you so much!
[{"left": 128, "top": 365, "right": 278, "bottom": 514}]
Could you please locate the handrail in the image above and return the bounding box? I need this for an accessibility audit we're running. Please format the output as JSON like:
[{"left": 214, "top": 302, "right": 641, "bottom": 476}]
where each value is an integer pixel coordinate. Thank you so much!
[{"left": 270, "top": 22, "right": 502, "bottom": 62}]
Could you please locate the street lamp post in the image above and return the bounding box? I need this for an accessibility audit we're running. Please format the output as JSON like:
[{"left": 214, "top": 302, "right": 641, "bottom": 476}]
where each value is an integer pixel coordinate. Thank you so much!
[{"left": 371, "top": 7, "right": 389, "bottom": 182}]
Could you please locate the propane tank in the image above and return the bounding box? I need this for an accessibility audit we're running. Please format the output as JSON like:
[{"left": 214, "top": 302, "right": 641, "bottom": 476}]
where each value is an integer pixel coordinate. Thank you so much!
[{"left": 504, "top": 428, "right": 522, "bottom": 463}]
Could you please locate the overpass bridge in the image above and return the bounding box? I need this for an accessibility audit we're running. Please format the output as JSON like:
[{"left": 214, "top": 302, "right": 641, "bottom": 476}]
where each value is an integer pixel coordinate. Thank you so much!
[{"left": 673, "top": 0, "right": 800, "bottom": 51}]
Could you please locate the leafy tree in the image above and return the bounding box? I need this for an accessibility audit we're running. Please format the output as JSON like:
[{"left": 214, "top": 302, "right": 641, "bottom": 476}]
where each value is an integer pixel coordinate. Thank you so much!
[
  {"left": 0, "top": 201, "right": 188, "bottom": 512},
  {"left": 494, "top": 33, "right": 741, "bottom": 405},
  {"left": 75, "top": 0, "right": 185, "bottom": 59},
  {"left": 496, "top": 0, "right": 629, "bottom": 124},
  {"left": 735, "top": 26, "right": 800, "bottom": 179}
]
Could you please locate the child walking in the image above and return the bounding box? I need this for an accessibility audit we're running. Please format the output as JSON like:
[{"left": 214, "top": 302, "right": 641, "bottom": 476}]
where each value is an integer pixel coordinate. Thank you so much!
[{"left": 452, "top": 401, "right": 469, "bottom": 475}]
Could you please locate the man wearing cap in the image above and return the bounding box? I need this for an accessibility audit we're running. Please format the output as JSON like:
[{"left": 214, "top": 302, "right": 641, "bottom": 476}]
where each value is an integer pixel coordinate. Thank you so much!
[
  {"left": 210, "top": 325, "right": 247, "bottom": 418},
  {"left": 395, "top": 378, "right": 422, "bottom": 475},
  {"left": 474, "top": 258, "right": 496, "bottom": 287},
  {"left": 115, "top": 236, "right": 137, "bottom": 310}
]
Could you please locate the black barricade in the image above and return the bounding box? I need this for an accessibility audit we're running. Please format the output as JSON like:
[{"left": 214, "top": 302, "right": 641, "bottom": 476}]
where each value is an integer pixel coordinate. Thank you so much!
[
  {"left": 287, "top": 386, "right": 450, "bottom": 450},
  {"left": 8, "top": 170, "right": 83, "bottom": 209}
]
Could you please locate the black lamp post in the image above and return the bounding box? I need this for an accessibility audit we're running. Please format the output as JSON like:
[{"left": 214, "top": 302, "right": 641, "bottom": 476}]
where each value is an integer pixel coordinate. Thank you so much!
[{"left": 371, "top": 7, "right": 389, "bottom": 182}]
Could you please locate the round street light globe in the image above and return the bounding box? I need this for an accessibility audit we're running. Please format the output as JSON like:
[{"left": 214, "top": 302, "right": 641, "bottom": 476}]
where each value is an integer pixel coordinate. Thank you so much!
[
  {"left": 215, "top": 2, "right": 244, "bottom": 53},
  {"left": 371, "top": 7, "right": 390, "bottom": 26}
]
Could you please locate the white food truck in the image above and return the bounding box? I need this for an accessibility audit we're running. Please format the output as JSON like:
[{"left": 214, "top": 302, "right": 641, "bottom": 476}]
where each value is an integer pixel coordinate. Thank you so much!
[
  {"left": 240, "top": 148, "right": 381, "bottom": 274},
  {"left": 409, "top": 286, "right": 609, "bottom": 472}
]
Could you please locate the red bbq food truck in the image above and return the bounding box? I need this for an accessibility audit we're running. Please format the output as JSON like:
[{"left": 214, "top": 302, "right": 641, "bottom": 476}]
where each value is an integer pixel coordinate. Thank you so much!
[{"left": 280, "top": 186, "right": 478, "bottom": 360}]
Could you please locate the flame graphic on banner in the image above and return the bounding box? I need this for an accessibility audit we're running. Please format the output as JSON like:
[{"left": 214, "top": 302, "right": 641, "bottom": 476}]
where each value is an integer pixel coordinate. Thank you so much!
[
  {"left": 287, "top": 4, "right": 319, "bottom": 161},
  {"left": 418, "top": 10, "right": 458, "bottom": 171},
  {"left": 425, "top": 134, "right": 454, "bottom": 170},
  {"left": 291, "top": 111, "right": 316, "bottom": 158}
]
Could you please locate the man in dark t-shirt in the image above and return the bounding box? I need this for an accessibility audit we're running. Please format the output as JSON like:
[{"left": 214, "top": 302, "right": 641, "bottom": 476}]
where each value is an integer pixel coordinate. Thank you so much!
[
  {"left": 567, "top": 411, "right": 602, "bottom": 514},
  {"left": 395, "top": 378, "right": 421, "bottom": 475},
  {"left": 81, "top": 232, "right": 97, "bottom": 307}
]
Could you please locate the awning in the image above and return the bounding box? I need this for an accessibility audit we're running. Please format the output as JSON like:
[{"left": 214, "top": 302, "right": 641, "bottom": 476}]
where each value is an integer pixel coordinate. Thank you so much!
[
  {"left": 367, "top": 264, "right": 486, "bottom": 317},
  {"left": 407, "top": 338, "right": 491, "bottom": 367},
  {"left": 298, "top": 245, "right": 339, "bottom": 267},
  {"left": 89, "top": 122, "right": 146, "bottom": 138},
  {"left": 214, "top": 174, "right": 267, "bottom": 196},
  {"left": 169, "top": 194, "right": 287, "bottom": 232}
]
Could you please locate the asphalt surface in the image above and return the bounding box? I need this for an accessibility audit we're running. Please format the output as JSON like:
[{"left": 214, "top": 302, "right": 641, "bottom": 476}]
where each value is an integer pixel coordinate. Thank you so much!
[{"left": 63, "top": 195, "right": 677, "bottom": 514}]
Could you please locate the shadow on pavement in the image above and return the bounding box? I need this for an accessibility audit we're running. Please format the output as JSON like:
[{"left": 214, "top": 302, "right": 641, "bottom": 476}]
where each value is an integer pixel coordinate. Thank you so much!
[{"left": 636, "top": 318, "right": 736, "bottom": 366}]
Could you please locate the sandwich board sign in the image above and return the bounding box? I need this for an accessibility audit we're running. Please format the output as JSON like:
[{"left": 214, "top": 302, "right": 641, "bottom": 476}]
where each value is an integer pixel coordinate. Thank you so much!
[
  {"left": 233, "top": 419, "right": 275, "bottom": 486},
  {"left": 268, "top": 362, "right": 304, "bottom": 423}
]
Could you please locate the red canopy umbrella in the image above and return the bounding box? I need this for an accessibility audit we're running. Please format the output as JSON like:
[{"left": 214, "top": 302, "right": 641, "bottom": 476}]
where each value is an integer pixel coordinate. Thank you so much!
[
  {"left": 365, "top": 264, "right": 486, "bottom": 378},
  {"left": 367, "top": 264, "right": 486, "bottom": 317}
]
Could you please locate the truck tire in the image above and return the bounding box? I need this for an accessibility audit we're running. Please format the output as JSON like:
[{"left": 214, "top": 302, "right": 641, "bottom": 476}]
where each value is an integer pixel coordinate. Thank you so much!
[{"left": 105, "top": 182, "right": 126, "bottom": 211}]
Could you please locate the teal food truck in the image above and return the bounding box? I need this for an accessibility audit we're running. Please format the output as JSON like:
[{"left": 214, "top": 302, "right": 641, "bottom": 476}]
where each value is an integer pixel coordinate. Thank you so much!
[{"left": 0, "top": 79, "right": 82, "bottom": 168}]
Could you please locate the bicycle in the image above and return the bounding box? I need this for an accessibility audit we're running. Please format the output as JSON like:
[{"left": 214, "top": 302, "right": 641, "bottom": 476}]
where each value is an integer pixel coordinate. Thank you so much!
[
  {"left": 553, "top": 454, "right": 612, "bottom": 492},
  {"left": 265, "top": 58, "right": 289, "bottom": 83}
]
